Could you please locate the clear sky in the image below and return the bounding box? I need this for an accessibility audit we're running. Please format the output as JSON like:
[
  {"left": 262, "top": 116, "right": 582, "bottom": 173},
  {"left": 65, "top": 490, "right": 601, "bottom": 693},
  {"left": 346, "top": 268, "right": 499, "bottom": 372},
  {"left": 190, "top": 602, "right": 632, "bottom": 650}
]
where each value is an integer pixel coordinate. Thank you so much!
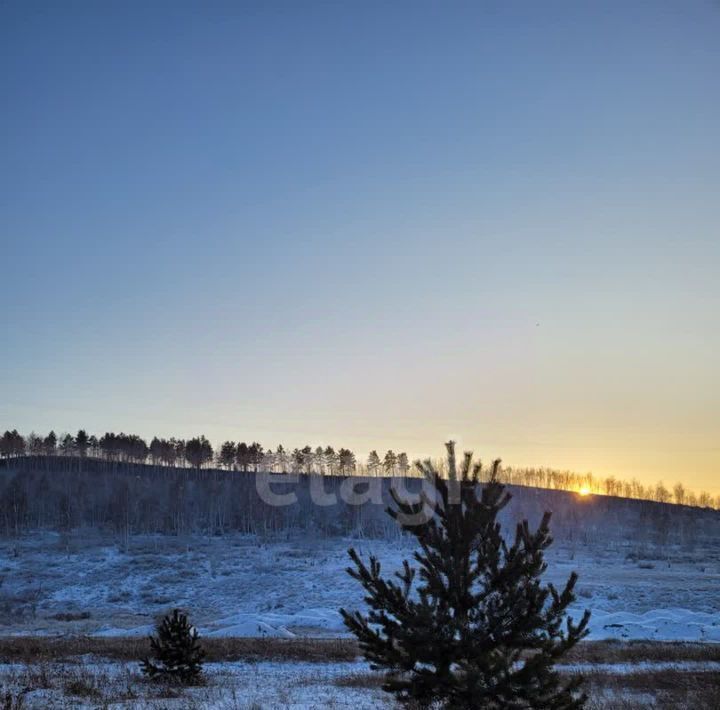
[{"left": 2, "top": 1, "right": 719, "bottom": 493}]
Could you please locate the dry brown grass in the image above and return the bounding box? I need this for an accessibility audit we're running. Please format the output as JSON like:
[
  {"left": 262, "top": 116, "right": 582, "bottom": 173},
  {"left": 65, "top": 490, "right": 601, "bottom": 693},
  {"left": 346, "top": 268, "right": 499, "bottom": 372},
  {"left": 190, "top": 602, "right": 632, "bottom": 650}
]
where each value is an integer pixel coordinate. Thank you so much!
[
  {"left": 2, "top": 636, "right": 717, "bottom": 666},
  {"left": 565, "top": 639, "right": 720, "bottom": 664},
  {"left": 585, "top": 667, "right": 720, "bottom": 709},
  {"left": 333, "top": 665, "right": 720, "bottom": 709},
  {"left": 0, "top": 635, "right": 359, "bottom": 664}
]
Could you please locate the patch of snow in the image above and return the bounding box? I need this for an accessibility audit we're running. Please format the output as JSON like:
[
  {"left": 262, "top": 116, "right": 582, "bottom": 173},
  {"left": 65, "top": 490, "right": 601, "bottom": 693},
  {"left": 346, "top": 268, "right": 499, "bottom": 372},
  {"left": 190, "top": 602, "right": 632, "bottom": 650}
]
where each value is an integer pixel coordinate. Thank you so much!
[{"left": 583, "top": 608, "right": 720, "bottom": 642}]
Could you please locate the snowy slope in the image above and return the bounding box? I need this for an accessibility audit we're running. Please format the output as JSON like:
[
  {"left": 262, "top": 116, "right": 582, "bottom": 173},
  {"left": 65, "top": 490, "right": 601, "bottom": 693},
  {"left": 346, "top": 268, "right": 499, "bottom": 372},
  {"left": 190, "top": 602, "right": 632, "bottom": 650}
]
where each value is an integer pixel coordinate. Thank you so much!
[{"left": 1, "top": 530, "right": 718, "bottom": 642}]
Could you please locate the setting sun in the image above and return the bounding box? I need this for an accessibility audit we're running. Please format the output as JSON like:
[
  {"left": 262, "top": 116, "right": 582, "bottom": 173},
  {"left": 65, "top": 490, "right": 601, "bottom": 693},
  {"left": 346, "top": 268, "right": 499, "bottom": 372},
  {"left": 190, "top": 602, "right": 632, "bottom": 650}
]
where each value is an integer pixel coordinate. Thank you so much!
[{"left": 578, "top": 486, "right": 592, "bottom": 497}]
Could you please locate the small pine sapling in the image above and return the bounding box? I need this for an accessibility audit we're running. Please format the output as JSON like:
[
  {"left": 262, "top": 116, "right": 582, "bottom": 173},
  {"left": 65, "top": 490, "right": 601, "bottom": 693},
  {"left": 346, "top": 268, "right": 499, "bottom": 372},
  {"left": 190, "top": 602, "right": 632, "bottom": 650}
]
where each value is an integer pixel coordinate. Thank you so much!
[{"left": 140, "top": 609, "right": 205, "bottom": 683}]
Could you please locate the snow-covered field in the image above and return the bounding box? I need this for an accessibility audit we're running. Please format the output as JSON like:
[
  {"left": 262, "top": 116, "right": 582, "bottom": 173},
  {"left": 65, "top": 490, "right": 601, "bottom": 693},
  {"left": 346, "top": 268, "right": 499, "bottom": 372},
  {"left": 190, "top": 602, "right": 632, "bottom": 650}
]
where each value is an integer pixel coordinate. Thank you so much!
[
  {"left": 1, "top": 530, "right": 718, "bottom": 642},
  {"left": 0, "top": 658, "right": 388, "bottom": 709},
  {"left": 0, "top": 656, "right": 718, "bottom": 708},
  {"left": 1, "top": 528, "right": 719, "bottom": 708}
]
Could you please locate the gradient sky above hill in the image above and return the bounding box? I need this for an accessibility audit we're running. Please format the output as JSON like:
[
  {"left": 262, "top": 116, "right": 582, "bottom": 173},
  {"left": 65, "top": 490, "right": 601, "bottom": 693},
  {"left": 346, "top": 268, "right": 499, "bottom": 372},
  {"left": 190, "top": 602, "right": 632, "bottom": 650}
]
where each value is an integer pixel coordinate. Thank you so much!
[{"left": 2, "top": 1, "right": 719, "bottom": 493}]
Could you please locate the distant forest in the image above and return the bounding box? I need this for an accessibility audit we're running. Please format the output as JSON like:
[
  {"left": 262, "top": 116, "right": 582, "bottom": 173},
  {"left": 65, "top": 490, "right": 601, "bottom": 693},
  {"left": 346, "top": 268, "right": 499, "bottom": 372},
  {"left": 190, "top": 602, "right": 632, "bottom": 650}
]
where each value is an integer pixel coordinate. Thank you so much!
[{"left": 0, "top": 427, "right": 718, "bottom": 511}]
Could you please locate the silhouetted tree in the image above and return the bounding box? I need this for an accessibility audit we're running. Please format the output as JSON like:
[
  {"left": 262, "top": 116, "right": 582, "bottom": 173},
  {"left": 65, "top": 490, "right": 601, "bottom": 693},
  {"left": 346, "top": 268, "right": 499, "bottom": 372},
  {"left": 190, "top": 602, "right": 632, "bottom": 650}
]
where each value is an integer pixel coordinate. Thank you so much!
[
  {"left": 185, "top": 436, "right": 213, "bottom": 469},
  {"left": 341, "top": 441, "right": 590, "bottom": 709},
  {"left": 324, "top": 446, "right": 338, "bottom": 475},
  {"left": 383, "top": 450, "right": 397, "bottom": 475},
  {"left": 59, "top": 433, "right": 75, "bottom": 456},
  {"left": 75, "top": 430, "right": 90, "bottom": 457},
  {"left": 315, "top": 446, "right": 326, "bottom": 474},
  {"left": 167, "top": 438, "right": 180, "bottom": 465},
  {"left": 249, "top": 442, "right": 264, "bottom": 472},
  {"left": 275, "top": 444, "right": 288, "bottom": 472},
  {"left": 699, "top": 491, "right": 713, "bottom": 509},
  {"left": 398, "top": 452, "right": 409, "bottom": 475},
  {"left": 673, "top": 483, "right": 686, "bottom": 506},
  {"left": 0, "top": 430, "right": 25, "bottom": 458},
  {"left": 367, "top": 450, "right": 381, "bottom": 475},
  {"left": 262, "top": 448, "right": 275, "bottom": 471},
  {"left": 291, "top": 448, "right": 302, "bottom": 473},
  {"left": 149, "top": 437, "right": 164, "bottom": 465},
  {"left": 99, "top": 432, "right": 118, "bottom": 460},
  {"left": 301, "top": 445, "right": 313, "bottom": 473},
  {"left": 236, "top": 442, "right": 250, "bottom": 472},
  {"left": 655, "top": 482, "right": 671, "bottom": 504},
  {"left": 338, "top": 448, "right": 356, "bottom": 474},
  {"left": 218, "top": 441, "right": 236, "bottom": 469},
  {"left": 123, "top": 434, "right": 149, "bottom": 463},
  {"left": 26, "top": 432, "right": 43, "bottom": 455},
  {"left": 43, "top": 430, "right": 57, "bottom": 455}
]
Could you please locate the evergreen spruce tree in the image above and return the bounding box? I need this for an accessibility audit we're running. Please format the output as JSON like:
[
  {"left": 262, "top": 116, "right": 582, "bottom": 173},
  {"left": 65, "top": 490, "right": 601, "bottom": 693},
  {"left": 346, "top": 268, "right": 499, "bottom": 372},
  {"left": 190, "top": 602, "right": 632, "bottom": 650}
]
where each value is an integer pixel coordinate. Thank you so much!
[
  {"left": 340, "top": 441, "right": 591, "bottom": 709},
  {"left": 140, "top": 609, "right": 205, "bottom": 683}
]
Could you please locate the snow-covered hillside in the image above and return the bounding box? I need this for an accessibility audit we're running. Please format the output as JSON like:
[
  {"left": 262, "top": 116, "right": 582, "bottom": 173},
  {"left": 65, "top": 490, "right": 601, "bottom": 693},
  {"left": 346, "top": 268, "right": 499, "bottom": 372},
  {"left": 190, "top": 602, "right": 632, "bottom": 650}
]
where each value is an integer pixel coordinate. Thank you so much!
[{"left": 1, "top": 529, "right": 718, "bottom": 642}]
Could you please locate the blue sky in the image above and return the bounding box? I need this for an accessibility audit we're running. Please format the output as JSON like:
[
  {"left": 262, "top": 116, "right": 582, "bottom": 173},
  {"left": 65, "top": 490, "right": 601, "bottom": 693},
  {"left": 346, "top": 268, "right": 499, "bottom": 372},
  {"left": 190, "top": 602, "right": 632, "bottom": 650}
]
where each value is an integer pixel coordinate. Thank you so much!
[{"left": 2, "top": 1, "right": 719, "bottom": 491}]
